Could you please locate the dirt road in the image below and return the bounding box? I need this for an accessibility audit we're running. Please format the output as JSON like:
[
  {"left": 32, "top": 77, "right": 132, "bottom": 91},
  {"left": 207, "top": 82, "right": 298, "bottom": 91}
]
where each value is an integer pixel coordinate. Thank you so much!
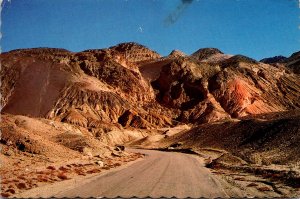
[{"left": 49, "top": 149, "right": 227, "bottom": 198}]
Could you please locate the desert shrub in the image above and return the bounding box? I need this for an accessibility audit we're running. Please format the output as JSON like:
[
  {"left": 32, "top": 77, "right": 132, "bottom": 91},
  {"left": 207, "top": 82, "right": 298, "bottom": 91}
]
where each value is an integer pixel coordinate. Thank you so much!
[
  {"left": 6, "top": 188, "right": 16, "bottom": 194},
  {"left": 17, "top": 176, "right": 27, "bottom": 180},
  {"left": 257, "top": 186, "right": 272, "bottom": 192},
  {"left": 46, "top": 166, "right": 56, "bottom": 170},
  {"left": 86, "top": 169, "right": 100, "bottom": 174},
  {"left": 16, "top": 182, "right": 27, "bottom": 189},
  {"left": 113, "top": 163, "right": 121, "bottom": 167},
  {"left": 247, "top": 182, "right": 258, "bottom": 187},
  {"left": 37, "top": 175, "right": 48, "bottom": 182},
  {"left": 234, "top": 177, "right": 246, "bottom": 181},
  {"left": 1, "top": 193, "right": 10, "bottom": 197},
  {"left": 56, "top": 132, "right": 89, "bottom": 152},
  {"left": 59, "top": 166, "right": 69, "bottom": 171},
  {"left": 57, "top": 173, "right": 68, "bottom": 180},
  {"left": 1, "top": 180, "right": 9, "bottom": 184}
]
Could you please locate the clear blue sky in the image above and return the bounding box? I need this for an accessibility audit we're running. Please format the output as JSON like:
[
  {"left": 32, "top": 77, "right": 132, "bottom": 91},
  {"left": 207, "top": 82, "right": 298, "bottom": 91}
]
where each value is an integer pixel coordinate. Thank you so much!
[{"left": 1, "top": 0, "right": 299, "bottom": 60}]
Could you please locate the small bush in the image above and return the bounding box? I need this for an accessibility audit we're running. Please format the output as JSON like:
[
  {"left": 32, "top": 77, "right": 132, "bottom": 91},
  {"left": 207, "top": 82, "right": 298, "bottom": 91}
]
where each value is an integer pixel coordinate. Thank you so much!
[
  {"left": 113, "top": 162, "right": 121, "bottom": 167},
  {"left": 36, "top": 171, "right": 46, "bottom": 174},
  {"left": 74, "top": 168, "right": 83, "bottom": 173},
  {"left": 8, "top": 185, "right": 15, "bottom": 189},
  {"left": 86, "top": 169, "right": 100, "bottom": 174},
  {"left": 234, "top": 177, "right": 246, "bottom": 181},
  {"left": 37, "top": 176, "right": 48, "bottom": 182},
  {"left": 6, "top": 188, "right": 16, "bottom": 194},
  {"left": 46, "top": 166, "right": 56, "bottom": 170},
  {"left": 257, "top": 186, "right": 272, "bottom": 192},
  {"left": 16, "top": 182, "right": 27, "bottom": 189},
  {"left": 247, "top": 182, "right": 258, "bottom": 187},
  {"left": 59, "top": 166, "right": 69, "bottom": 171},
  {"left": 57, "top": 173, "right": 68, "bottom": 180},
  {"left": 1, "top": 193, "right": 10, "bottom": 197}
]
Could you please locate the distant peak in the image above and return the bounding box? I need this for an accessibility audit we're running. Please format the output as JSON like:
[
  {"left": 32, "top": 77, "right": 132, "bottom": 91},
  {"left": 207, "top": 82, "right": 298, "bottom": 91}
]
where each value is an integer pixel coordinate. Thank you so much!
[
  {"left": 112, "top": 42, "right": 149, "bottom": 50},
  {"left": 169, "top": 50, "right": 186, "bottom": 57},
  {"left": 289, "top": 51, "right": 300, "bottom": 59},
  {"left": 109, "top": 42, "right": 161, "bottom": 62},
  {"left": 7, "top": 47, "right": 70, "bottom": 54},
  {"left": 194, "top": 48, "right": 223, "bottom": 54},
  {"left": 224, "top": 54, "right": 258, "bottom": 65},
  {"left": 191, "top": 48, "right": 223, "bottom": 61},
  {"left": 260, "top": 55, "right": 287, "bottom": 64},
  {"left": 110, "top": 42, "right": 157, "bottom": 53}
]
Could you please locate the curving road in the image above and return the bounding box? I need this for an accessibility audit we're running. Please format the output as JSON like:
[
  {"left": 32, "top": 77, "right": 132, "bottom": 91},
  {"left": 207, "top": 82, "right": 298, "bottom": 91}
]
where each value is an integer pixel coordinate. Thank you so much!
[{"left": 52, "top": 149, "right": 227, "bottom": 198}]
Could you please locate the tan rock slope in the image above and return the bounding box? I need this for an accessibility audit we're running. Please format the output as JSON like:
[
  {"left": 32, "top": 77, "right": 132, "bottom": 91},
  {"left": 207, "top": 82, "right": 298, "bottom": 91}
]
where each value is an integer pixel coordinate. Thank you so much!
[
  {"left": 1, "top": 43, "right": 300, "bottom": 127},
  {"left": 1, "top": 44, "right": 172, "bottom": 130}
]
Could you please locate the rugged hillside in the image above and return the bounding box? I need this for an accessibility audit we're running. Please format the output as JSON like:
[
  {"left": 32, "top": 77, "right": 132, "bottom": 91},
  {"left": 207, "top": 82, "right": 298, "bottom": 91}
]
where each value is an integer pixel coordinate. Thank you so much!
[
  {"left": 0, "top": 44, "right": 172, "bottom": 130},
  {"left": 144, "top": 51, "right": 300, "bottom": 122},
  {"left": 159, "top": 110, "right": 300, "bottom": 165},
  {"left": 0, "top": 113, "right": 146, "bottom": 197},
  {"left": 261, "top": 51, "right": 300, "bottom": 74},
  {"left": 285, "top": 51, "right": 300, "bottom": 74},
  {"left": 1, "top": 43, "right": 300, "bottom": 128}
]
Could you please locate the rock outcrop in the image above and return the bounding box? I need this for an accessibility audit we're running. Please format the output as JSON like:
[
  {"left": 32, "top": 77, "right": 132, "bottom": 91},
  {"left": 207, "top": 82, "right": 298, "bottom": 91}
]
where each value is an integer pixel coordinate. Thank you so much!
[
  {"left": 1, "top": 43, "right": 300, "bottom": 128},
  {"left": 285, "top": 51, "right": 300, "bottom": 74},
  {"left": 191, "top": 48, "right": 223, "bottom": 61},
  {"left": 261, "top": 51, "right": 300, "bottom": 74}
]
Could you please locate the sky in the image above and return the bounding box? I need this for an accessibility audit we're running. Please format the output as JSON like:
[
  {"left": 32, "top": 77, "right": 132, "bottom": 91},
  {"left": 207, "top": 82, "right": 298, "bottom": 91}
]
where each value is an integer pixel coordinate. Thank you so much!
[{"left": 1, "top": 0, "right": 299, "bottom": 60}]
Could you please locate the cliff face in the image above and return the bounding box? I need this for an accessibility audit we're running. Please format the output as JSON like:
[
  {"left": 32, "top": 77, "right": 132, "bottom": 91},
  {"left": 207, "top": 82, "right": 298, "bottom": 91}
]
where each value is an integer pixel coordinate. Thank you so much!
[
  {"left": 207, "top": 59, "right": 300, "bottom": 117},
  {"left": 1, "top": 43, "right": 300, "bottom": 129},
  {"left": 147, "top": 52, "right": 300, "bottom": 123}
]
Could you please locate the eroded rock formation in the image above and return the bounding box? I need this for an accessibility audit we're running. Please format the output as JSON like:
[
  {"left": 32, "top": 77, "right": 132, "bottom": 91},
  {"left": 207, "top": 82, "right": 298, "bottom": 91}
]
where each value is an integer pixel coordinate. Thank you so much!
[{"left": 1, "top": 43, "right": 300, "bottom": 128}]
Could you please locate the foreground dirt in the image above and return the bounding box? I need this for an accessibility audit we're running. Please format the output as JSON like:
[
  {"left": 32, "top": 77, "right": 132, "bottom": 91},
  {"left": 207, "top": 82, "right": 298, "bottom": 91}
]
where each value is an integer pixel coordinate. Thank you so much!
[
  {"left": 1, "top": 152, "right": 143, "bottom": 198},
  {"left": 0, "top": 114, "right": 146, "bottom": 198},
  {"left": 209, "top": 164, "right": 300, "bottom": 198}
]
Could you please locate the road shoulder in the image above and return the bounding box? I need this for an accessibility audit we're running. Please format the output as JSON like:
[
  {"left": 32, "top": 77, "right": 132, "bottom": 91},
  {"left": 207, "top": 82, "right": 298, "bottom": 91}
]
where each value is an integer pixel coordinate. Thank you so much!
[{"left": 14, "top": 157, "right": 144, "bottom": 198}]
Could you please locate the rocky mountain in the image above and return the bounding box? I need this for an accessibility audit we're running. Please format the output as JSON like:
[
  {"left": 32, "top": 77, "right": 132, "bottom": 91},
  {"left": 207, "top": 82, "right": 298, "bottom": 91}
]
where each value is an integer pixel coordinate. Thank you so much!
[
  {"left": 0, "top": 44, "right": 172, "bottom": 132},
  {"left": 261, "top": 51, "right": 300, "bottom": 74},
  {"left": 260, "top": 55, "right": 287, "bottom": 64},
  {"left": 1, "top": 43, "right": 300, "bottom": 129},
  {"left": 191, "top": 48, "right": 223, "bottom": 61}
]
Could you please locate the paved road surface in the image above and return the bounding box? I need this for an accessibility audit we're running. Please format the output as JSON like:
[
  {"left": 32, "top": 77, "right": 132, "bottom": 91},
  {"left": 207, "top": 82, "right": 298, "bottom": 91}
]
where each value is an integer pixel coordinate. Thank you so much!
[{"left": 53, "top": 149, "right": 227, "bottom": 198}]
